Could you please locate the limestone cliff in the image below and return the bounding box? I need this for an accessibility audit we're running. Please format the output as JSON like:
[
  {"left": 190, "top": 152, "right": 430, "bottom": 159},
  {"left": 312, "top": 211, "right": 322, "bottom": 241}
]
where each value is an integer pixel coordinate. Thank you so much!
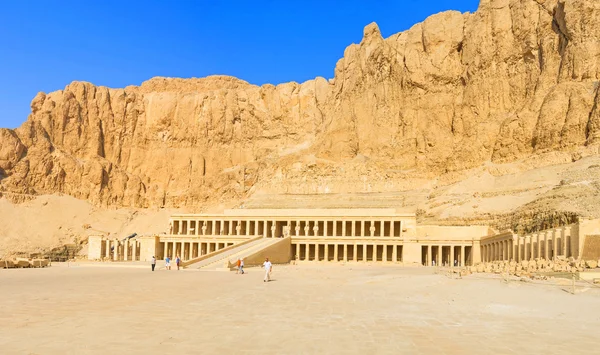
[{"left": 1, "top": 0, "right": 600, "bottom": 211}]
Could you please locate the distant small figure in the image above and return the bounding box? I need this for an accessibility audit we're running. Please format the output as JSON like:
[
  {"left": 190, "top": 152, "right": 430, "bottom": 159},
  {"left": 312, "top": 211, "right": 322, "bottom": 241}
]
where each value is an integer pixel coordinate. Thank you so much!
[
  {"left": 240, "top": 258, "right": 245, "bottom": 274},
  {"left": 236, "top": 258, "right": 241, "bottom": 274},
  {"left": 263, "top": 257, "right": 272, "bottom": 282},
  {"left": 432, "top": 260, "right": 436, "bottom": 267},
  {"left": 165, "top": 256, "right": 171, "bottom": 270},
  {"left": 151, "top": 256, "right": 156, "bottom": 271},
  {"left": 454, "top": 259, "right": 458, "bottom": 267},
  {"left": 176, "top": 255, "right": 181, "bottom": 270}
]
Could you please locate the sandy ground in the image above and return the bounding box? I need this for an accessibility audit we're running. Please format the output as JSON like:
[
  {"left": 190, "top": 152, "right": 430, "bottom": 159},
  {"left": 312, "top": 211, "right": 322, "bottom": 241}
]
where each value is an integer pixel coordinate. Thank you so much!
[{"left": 1, "top": 264, "right": 599, "bottom": 355}]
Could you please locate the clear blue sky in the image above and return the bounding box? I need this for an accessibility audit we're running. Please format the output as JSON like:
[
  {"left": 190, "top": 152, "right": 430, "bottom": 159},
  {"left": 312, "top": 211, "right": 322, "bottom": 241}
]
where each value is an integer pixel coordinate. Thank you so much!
[{"left": 0, "top": 0, "right": 479, "bottom": 129}]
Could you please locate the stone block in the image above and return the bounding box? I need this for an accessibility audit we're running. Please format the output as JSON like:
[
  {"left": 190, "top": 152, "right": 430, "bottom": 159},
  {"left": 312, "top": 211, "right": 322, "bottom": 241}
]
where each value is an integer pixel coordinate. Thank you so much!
[{"left": 1, "top": 260, "right": 15, "bottom": 268}]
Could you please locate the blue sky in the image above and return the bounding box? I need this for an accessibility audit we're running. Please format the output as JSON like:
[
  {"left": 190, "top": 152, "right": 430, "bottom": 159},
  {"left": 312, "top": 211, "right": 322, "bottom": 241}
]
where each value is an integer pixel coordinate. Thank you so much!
[{"left": 0, "top": 0, "right": 479, "bottom": 129}]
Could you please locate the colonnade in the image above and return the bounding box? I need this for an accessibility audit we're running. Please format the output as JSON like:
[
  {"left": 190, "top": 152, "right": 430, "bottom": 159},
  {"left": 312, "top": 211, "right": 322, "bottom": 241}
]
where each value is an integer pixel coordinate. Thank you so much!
[
  {"left": 481, "top": 227, "right": 572, "bottom": 262},
  {"left": 160, "top": 240, "right": 234, "bottom": 261},
  {"left": 421, "top": 245, "right": 471, "bottom": 266},
  {"left": 293, "top": 242, "right": 402, "bottom": 262},
  {"left": 99, "top": 238, "right": 140, "bottom": 261},
  {"left": 170, "top": 218, "right": 404, "bottom": 239}
]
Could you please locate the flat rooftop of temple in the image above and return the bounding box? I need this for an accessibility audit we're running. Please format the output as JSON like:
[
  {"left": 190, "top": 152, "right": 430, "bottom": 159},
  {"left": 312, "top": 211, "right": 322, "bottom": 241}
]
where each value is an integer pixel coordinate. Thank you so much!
[{"left": 170, "top": 208, "right": 416, "bottom": 218}]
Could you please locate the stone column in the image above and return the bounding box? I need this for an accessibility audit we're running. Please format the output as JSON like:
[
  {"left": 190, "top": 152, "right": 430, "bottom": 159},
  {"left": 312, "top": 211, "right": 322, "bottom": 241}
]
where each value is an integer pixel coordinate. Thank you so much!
[
  {"left": 361, "top": 220, "right": 365, "bottom": 237},
  {"left": 427, "top": 245, "right": 432, "bottom": 266},
  {"left": 363, "top": 243, "right": 368, "bottom": 262},
  {"left": 553, "top": 229, "right": 560, "bottom": 259},
  {"left": 343, "top": 244, "right": 348, "bottom": 262},
  {"left": 132, "top": 240, "right": 138, "bottom": 261},
  {"left": 369, "top": 222, "right": 375, "bottom": 237},
  {"left": 113, "top": 239, "right": 119, "bottom": 261},
  {"left": 313, "top": 224, "right": 319, "bottom": 238},
  {"left": 436, "top": 246, "right": 441, "bottom": 266},
  {"left": 450, "top": 245, "right": 454, "bottom": 266},
  {"left": 382, "top": 244, "right": 388, "bottom": 262},
  {"left": 333, "top": 221, "right": 337, "bottom": 237},
  {"left": 460, "top": 245, "right": 465, "bottom": 266},
  {"left": 380, "top": 221, "right": 385, "bottom": 237},
  {"left": 392, "top": 244, "right": 398, "bottom": 262},
  {"left": 295, "top": 244, "right": 300, "bottom": 260},
  {"left": 390, "top": 220, "right": 395, "bottom": 238},
  {"left": 543, "top": 231, "right": 549, "bottom": 259},
  {"left": 104, "top": 239, "right": 110, "bottom": 259},
  {"left": 351, "top": 221, "right": 356, "bottom": 237},
  {"left": 353, "top": 244, "right": 357, "bottom": 262},
  {"left": 563, "top": 227, "right": 570, "bottom": 257},
  {"left": 305, "top": 243, "right": 310, "bottom": 261},
  {"left": 342, "top": 221, "right": 346, "bottom": 238},
  {"left": 497, "top": 242, "right": 501, "bottom": 260},
  {"left": 324, "top": 243, "right": 329, "bottom": 261},
  {"left": 324, "top": 221, "right": 328, "bottom": 237},
  {"left": 334, "top": 244, "right": 338, "bottom": 261},
  {"left": 123, "top": 239, "right": 129, "bottom": 261}
]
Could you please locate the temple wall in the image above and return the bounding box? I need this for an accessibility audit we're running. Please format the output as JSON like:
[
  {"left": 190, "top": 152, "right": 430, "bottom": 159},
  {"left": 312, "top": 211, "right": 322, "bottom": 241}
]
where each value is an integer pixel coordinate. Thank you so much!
[{"left": 242, "top": 237, "right": 292, "bottom": 266}]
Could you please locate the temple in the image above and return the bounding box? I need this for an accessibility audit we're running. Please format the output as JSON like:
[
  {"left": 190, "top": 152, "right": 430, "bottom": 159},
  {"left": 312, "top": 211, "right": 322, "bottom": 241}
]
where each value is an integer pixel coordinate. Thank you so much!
[{"left": 87, "top": 209, "right": 600, "bottom": 267}]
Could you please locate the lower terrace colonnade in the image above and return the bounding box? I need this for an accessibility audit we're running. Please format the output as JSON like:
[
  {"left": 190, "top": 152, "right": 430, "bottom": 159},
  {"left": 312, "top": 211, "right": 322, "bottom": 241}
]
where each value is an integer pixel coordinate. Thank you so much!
[
  {"left": 418, "top": 244, "right": 473, "bottom": 267},
  {"left": 92, "top": 237, "right": 141, "bottom": 261}
]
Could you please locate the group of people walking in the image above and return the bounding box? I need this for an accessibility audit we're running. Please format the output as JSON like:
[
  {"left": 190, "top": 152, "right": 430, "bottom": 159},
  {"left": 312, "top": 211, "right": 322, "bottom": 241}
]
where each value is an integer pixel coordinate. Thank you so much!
[
  {"left": 236, "top": 257, "right": 273, "bottom": 282},
  {"left": 148, "top": 255, "right": 273, "bottom": 282},
  {"left": 150, "top": 255, "right": 181, "bottom": 271}
]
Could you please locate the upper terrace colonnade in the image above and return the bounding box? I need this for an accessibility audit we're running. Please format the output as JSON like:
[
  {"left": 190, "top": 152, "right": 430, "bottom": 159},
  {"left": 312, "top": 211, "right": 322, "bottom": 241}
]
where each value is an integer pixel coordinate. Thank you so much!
[{"left": 169, "top": 208, "right": 411, "bottom": 239}]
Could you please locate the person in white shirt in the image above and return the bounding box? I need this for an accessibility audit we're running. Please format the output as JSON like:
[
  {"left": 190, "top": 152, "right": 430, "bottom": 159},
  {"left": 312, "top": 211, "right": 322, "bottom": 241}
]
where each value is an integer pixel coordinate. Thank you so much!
[{"left": 262, "top": 257, "right": 272, "bottom": 282}]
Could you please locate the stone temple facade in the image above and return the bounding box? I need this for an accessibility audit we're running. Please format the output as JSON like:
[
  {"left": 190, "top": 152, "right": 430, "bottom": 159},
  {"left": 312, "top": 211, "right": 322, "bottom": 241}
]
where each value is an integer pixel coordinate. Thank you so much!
[{"left": 88, "top": 209, "right": 600, "bottom": 267}]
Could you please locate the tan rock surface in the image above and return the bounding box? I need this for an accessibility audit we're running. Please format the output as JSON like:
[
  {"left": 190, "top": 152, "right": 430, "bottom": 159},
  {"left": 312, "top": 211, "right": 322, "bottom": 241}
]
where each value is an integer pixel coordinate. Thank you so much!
[{"left": 2, "top": 0, "right": 600, "bottom": 254}]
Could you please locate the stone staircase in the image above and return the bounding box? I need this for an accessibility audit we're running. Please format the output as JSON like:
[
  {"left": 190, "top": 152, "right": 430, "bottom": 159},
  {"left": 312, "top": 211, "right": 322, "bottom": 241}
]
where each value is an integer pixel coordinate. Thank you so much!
[{"left": 186, "top": 238, "right": 281, "bottom": 270}]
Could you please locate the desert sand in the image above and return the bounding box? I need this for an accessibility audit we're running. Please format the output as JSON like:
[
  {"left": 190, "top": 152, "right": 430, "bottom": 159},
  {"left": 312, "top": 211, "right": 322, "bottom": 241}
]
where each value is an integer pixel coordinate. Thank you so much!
[{"left": 1, "top": 264, "right": 599, "bottom": 354}]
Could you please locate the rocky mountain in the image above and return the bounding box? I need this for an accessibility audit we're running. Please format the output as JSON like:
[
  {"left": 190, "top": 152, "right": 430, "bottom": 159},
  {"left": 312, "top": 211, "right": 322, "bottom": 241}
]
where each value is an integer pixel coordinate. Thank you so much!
[{"left": 1, "top": 0, "right": 600, "bottom": 217}]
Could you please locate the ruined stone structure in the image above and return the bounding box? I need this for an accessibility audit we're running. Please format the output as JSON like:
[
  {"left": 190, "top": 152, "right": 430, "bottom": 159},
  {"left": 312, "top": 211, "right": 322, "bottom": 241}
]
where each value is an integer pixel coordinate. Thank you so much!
[{"left": 481, "top": 219, "right": 600, "bottom": 262}]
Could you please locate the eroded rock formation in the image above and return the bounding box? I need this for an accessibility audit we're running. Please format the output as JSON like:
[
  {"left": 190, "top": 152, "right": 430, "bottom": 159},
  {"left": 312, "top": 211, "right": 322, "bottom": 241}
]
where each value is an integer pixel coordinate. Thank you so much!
[{"left": 1, "top": 0, "right": 600, "bottom": 210}]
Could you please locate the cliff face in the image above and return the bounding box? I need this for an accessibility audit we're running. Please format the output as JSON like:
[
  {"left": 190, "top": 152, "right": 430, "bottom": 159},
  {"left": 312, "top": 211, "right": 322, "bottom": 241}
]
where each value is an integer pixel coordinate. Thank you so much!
[{"left": 1, "top": 0, "right": 600, "bottom": 209}]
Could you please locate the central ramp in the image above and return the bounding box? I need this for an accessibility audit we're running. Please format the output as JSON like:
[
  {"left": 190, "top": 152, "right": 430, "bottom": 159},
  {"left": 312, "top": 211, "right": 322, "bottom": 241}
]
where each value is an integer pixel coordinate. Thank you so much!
[{"left": 186, "top": 237, "right": 287, "bottom": 270}]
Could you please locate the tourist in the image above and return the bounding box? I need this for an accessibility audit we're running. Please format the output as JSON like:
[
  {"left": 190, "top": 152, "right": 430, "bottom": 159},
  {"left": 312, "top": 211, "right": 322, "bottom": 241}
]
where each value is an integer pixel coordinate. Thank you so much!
[
  {"left": 165, "top": 256, "right": 171, "bottom": 270},
  {"left": 151, "top": 256, "right": 156, "bottom": 271},
  {"left": 240, "top": 258, "right": 245, "bottom": 274},
  {"left": 175, "top": 255, "right": 181, "bottom": 270},
  {"left": 236, "top": 258, "right": 241, "bottom": 274},
  {"left": 263, "top": 257, "right": 272, "bottom": 282}
]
